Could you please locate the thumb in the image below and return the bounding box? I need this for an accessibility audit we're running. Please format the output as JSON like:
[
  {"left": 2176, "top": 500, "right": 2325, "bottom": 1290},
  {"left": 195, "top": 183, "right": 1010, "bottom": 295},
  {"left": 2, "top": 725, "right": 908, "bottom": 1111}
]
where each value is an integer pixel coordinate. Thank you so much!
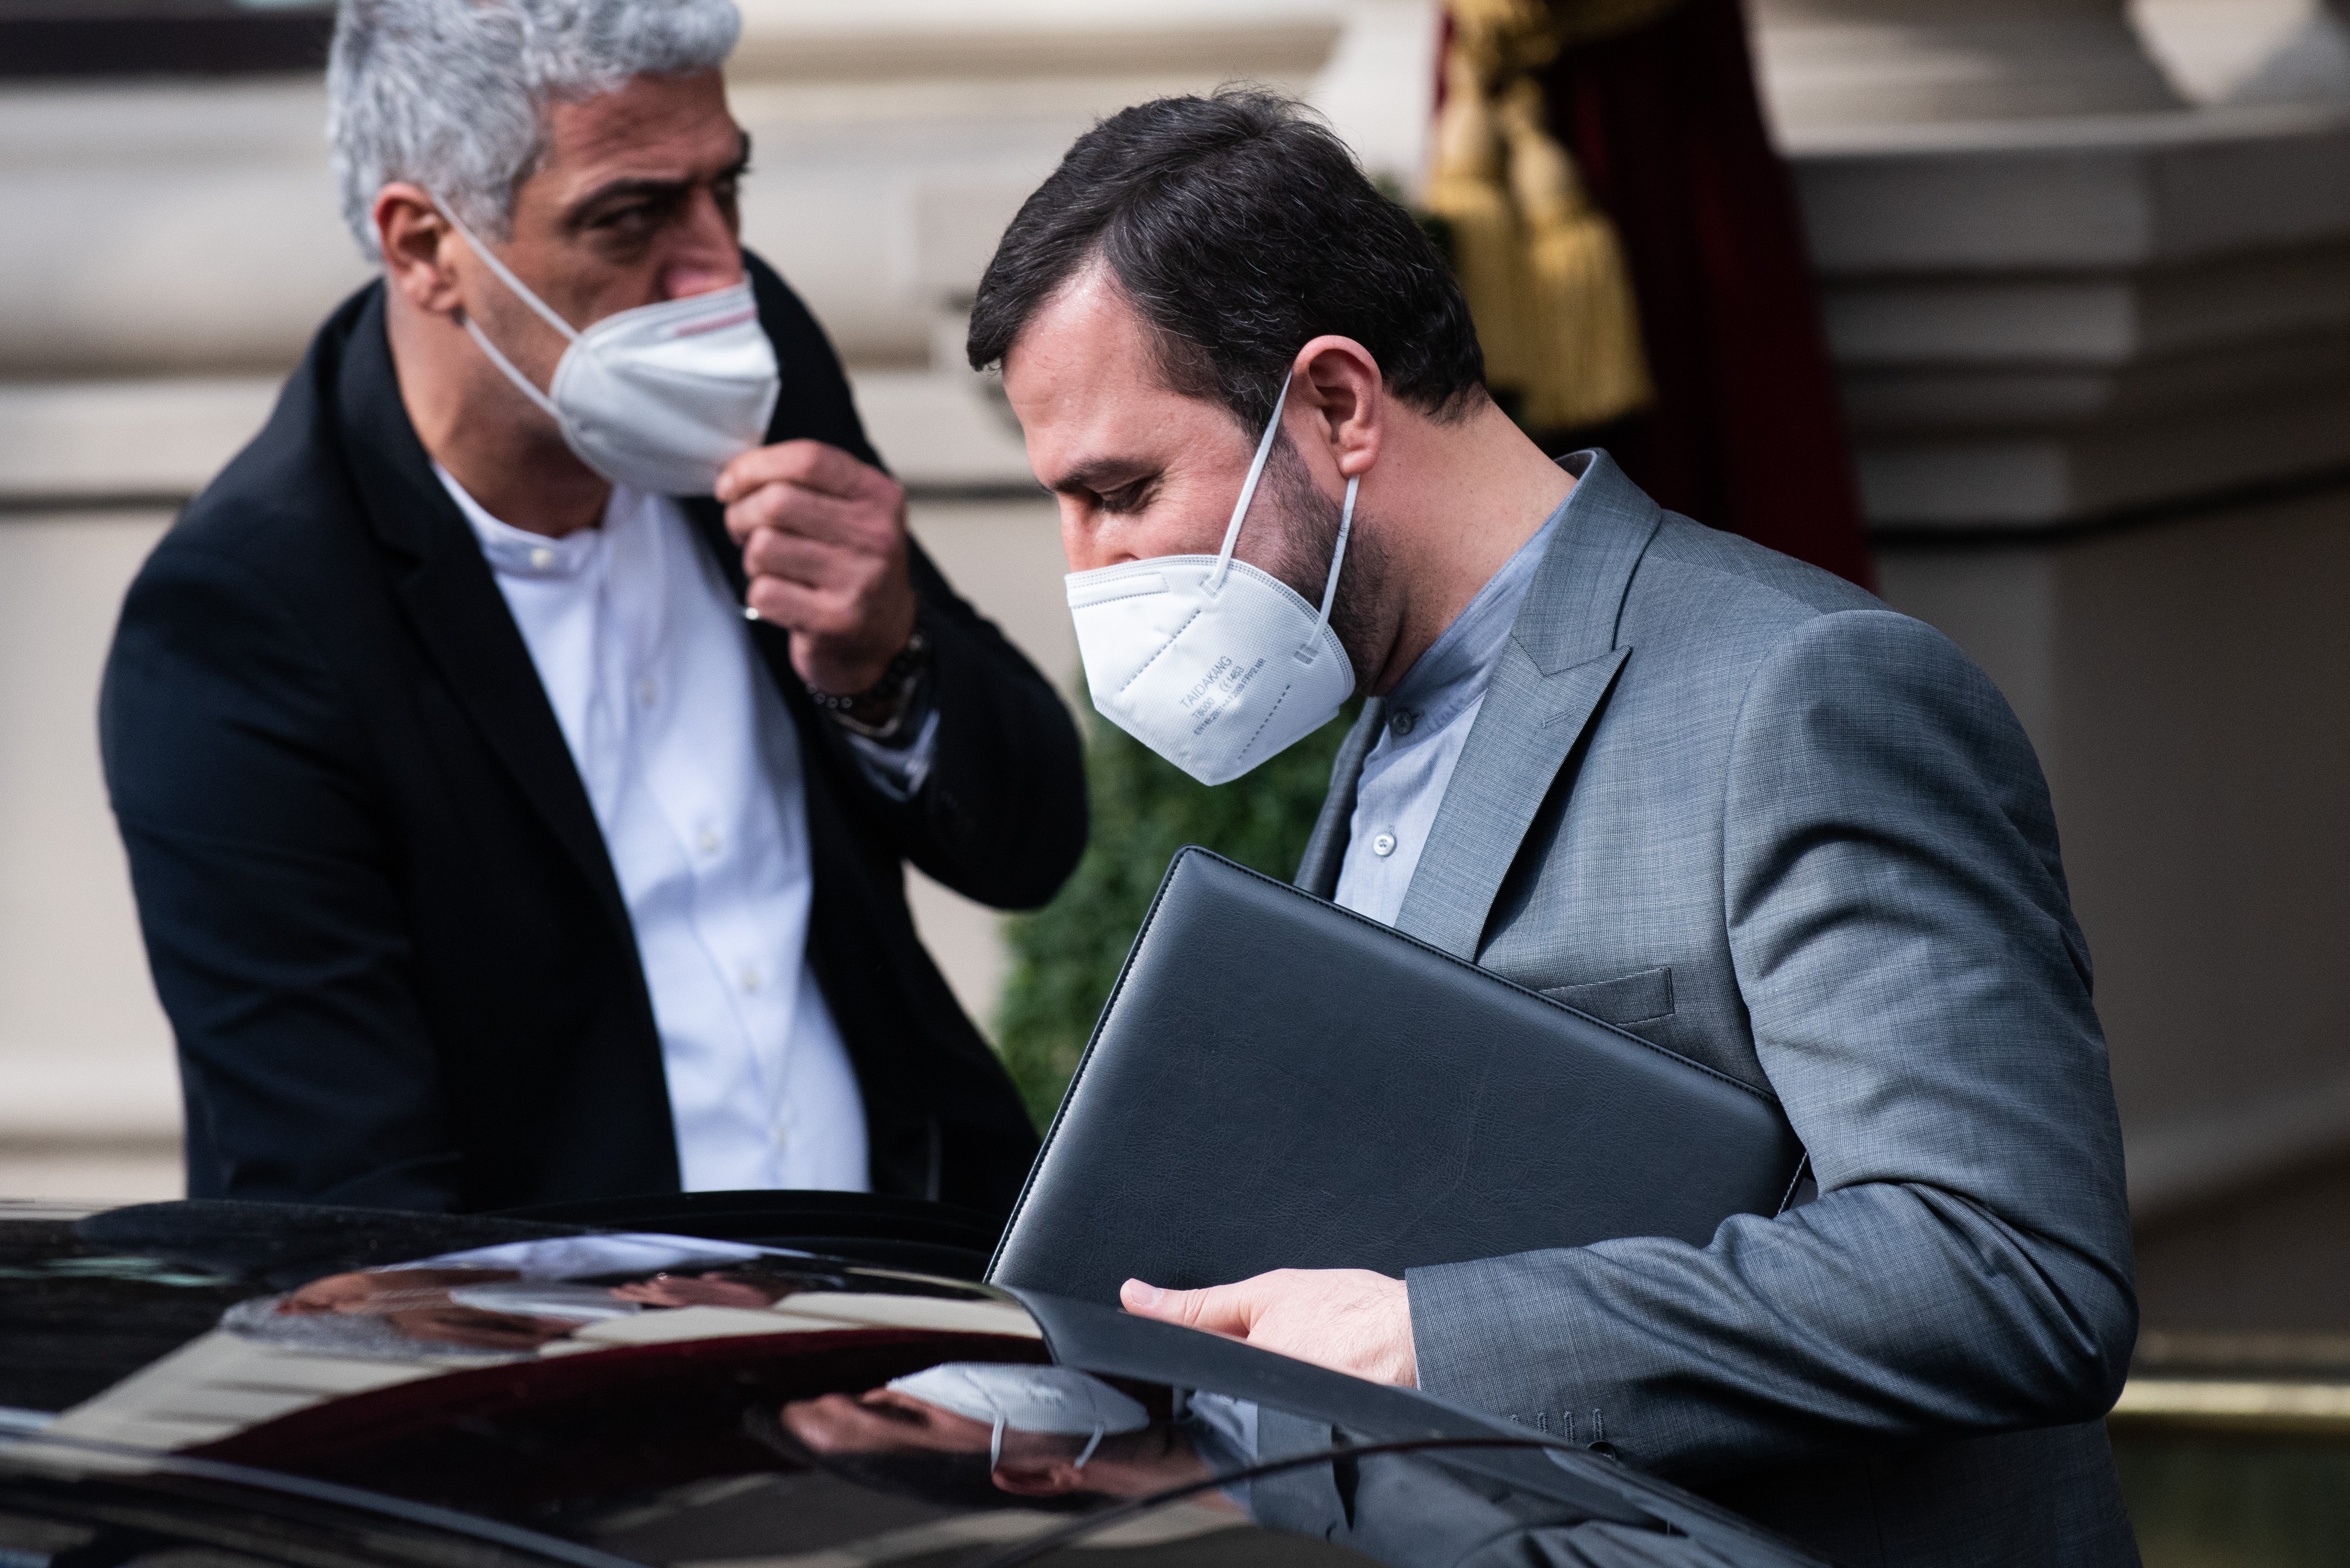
[
  {"left": 1121, "top": 1277, "right": 1255, "bottom": 1336},
  {"left": 714, "top": 452, "right": 756, "bottom": 509}
]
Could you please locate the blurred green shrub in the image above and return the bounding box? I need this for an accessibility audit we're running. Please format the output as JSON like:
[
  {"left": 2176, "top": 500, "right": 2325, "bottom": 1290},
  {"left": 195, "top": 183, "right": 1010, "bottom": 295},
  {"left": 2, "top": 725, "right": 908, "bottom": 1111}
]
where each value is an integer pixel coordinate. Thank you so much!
[{"left": 992, "top": 698, "right": 1360, "bottom": 1129}]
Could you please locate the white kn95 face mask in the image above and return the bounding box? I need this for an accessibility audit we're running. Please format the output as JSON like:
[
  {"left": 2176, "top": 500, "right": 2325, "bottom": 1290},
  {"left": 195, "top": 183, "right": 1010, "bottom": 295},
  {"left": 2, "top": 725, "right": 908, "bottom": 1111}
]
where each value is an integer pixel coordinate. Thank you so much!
[
  {"left": 433, "top": 198, "right": 780, "bottom": 497},
  {"left": 885, "top": 1362, "right": 1150, "bottom": 1470},
  {"left": 1065, "top": 369, "right": 1358, "bottom": 785}
]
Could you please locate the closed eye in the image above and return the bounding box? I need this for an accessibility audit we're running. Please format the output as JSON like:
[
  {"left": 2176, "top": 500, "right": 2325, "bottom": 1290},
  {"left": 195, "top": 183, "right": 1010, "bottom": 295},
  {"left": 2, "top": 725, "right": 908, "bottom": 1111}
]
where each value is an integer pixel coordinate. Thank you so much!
[
  {"left": 592, "top": 192, "right": 683, "bottom": 233},
  {"left": 1096, "top": 475, "right": 1159, "bottom": 515}
]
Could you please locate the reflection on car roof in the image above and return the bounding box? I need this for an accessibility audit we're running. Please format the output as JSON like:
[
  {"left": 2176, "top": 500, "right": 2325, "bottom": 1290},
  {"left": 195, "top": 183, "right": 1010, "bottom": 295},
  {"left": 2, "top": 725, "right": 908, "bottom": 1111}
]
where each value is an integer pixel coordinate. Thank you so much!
[
  {"left": 46, "top": 1326, "right": 443, "bottom": 1454},
  {"left": 0, "top": 1202, "right": 1829, "bottom": 1568},
  {"left": 47, "top": 1271, "right": 1040, "bottom": 1456},
  {"left": 569, "top": 1292, "right": 1040, "bottom": 1349}
]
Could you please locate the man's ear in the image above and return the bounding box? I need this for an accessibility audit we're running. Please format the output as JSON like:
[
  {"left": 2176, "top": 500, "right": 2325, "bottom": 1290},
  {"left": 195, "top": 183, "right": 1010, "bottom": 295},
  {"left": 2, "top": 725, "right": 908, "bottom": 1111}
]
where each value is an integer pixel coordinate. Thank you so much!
[
  {"left": 1292, "top": 335, "right": 1384, "bottom": 482},
  {"left": 376, "top": 182, "right": 464, "bottom": 316},
  {"left": 990, "top": 1459, "right": 1085, "bottom": 1498}
]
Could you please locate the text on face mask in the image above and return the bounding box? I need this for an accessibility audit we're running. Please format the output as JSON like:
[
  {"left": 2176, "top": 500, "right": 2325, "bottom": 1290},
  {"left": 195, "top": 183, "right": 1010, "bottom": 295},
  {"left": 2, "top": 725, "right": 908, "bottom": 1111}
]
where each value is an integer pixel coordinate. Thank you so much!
[
  {"left": 1180, "top": 657, "right": 1236, "bottom": 710},
  {"left": 1185, "top": 656, "right": 1266, "bottom": 736}
]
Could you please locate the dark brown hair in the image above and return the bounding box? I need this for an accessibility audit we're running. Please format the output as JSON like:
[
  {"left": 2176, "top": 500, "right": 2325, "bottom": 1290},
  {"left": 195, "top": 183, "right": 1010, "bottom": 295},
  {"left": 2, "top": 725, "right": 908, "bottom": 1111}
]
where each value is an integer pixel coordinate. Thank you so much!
[{"left": 968, "top": 89, "right": 1486, "bottom": 431}]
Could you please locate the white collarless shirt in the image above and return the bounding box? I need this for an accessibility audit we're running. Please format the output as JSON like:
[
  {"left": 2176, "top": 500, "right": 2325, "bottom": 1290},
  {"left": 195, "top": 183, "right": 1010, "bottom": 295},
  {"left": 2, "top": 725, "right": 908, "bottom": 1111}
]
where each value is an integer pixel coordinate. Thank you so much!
[
  {"left": 1334, "top": 500, "right": 1567, "bottom": 925},
  {"left": 439, "top": 468, "right": 868, "bottom": 1193}
]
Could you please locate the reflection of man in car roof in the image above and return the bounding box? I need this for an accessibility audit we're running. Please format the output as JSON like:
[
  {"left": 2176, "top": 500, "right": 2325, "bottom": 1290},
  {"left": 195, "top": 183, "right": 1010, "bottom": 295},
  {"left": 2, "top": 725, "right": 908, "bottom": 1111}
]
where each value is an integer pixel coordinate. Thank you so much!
[
  {"left": 765, "top": 1363, "right": 1233, "bottom": 1512},
  {"left": 215, "top": 1231, "right": 864, "bottom": 1359},
  {"left": 232, "top": 1266, "right": 594, "bottom": 1357}
]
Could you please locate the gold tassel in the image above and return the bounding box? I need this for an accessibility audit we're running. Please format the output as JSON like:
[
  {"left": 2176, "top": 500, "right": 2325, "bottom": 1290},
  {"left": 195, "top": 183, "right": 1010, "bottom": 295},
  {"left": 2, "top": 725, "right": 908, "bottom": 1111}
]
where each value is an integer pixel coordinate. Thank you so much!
[
  {"left": 1499, "top": 77, "right": 1653, "bottom": 430},
  {"left": 1424, "top": 39, "right": 1536, "bottom": 395},
  {"left": 1423, "top": 0, "right": 1654, "bottom": 434}
]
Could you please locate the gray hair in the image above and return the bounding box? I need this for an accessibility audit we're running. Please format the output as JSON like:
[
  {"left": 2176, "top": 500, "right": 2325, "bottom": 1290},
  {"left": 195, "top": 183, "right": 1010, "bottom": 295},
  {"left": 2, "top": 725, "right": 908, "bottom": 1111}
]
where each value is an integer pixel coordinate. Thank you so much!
[
  {"left": 327, "top": 0, "right": 743, "bottom": 258},
  {"left": 221, "top": 1293, "right": 525, "bottom": 1364}
]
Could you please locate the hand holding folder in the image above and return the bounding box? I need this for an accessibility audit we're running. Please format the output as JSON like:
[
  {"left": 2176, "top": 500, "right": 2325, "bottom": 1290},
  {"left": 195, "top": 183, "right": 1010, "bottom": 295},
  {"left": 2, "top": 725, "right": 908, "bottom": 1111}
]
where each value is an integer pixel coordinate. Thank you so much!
[{"left": 989, "top": 848, "right": 1807, "bottom": 1306}]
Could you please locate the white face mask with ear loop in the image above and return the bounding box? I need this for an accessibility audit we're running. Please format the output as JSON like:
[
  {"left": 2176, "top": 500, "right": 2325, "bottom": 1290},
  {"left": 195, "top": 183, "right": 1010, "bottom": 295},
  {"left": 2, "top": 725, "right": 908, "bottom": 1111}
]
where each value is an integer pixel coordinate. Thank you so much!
[
  {"left": 885, "top": 1363, "right": 1150, "bottom": 1471},
  {"left": 1063, "top": 367, "right": 1360, "bottom": 786},
  {"left": 430, "top": 196, "right": 780, "bottom": 497}
]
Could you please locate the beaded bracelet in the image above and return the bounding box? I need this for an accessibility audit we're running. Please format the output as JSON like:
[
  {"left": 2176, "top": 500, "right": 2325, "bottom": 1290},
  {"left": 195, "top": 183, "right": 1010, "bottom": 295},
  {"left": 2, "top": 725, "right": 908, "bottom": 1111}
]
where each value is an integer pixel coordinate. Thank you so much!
[{"left": 806, "top": 626, "right": 929, "bottom": 737}]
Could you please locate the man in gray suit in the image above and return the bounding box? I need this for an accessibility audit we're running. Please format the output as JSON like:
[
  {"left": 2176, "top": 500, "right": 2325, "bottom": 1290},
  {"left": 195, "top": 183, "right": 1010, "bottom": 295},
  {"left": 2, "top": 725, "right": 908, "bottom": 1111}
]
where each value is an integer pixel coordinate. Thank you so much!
[{"left": 751, "top": 92, "right": 2140, "bottom": 1565}]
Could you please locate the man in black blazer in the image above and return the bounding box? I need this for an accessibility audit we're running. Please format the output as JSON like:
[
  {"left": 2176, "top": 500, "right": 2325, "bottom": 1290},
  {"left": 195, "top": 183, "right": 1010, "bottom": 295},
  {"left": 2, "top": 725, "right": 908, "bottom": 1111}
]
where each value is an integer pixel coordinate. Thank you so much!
[{"left": 98, "top": 0, "right": 1082, "bottom": 1218}]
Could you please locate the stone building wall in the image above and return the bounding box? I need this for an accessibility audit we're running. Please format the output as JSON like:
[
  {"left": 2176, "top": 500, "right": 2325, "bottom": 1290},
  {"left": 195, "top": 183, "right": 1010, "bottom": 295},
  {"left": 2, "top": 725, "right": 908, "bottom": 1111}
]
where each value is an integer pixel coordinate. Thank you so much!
[{"left": 1762, "top": 0, "right": 2350, "bottom": 1329}]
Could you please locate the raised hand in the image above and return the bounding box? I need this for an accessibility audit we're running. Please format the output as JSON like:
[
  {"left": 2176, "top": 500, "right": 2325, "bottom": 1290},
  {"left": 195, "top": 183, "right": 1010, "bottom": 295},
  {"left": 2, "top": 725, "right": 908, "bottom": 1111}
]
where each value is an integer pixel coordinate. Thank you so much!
[{"left": 718, "top": 439, "right": 918, "bottom": 698}]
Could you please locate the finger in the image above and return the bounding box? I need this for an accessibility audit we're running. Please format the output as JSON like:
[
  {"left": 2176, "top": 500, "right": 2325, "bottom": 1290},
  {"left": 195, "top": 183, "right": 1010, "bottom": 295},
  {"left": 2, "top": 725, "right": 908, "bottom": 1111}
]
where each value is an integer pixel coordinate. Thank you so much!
[
  {"left": 724, "top": 480, "right": 863, "bottom": 547},
  {"left": 742, "top": 526, "right": 886, "bottom": 594},
  {"left": 718, "top": 439, "right": 899, "bottom": 509},
  {"left": 1120, "top": 1277, "right": 1257, "bottom": 1336},
  {"left": 727, "top": 481, "right": 897, "bottom": 555},
  {"left": 746, "top": 574, "right": 865, "bottom": 640}
]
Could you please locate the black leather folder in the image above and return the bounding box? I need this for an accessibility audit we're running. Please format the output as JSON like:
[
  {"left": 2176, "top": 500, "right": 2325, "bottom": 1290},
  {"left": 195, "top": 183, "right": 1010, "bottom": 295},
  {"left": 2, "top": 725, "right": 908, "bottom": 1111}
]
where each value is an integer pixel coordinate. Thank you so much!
[{"left": 988, "top": 847, "right": 1807, "bottom": 1305}]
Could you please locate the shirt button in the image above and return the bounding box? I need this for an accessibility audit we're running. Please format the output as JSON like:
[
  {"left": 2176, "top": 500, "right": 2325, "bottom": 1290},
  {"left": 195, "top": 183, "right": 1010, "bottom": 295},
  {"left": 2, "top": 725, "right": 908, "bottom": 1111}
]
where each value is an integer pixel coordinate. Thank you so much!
[
  {"left": 739, "top": 966, "right": 761, "bottom": 994},
  {"left": 1372, "top": 831, "right": 1397, "bottom": 857},
  {"left": 697, "top": 828, "right": 722, "bottom": 856},
  {"left": 1390, "top": 711, "right": 1416, "bottom": 737},
  {"left": 638, "top": 679, "right": 658, "bottom": 708},
  {"left": 528, "top": 546, "right": 555, "bottom": 571}
]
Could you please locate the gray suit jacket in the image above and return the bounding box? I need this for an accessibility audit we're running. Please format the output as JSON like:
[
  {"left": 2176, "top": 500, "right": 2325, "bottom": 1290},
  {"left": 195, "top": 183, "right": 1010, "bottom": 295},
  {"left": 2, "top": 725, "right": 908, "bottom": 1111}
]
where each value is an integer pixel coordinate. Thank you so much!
[{"left": 1297, "top": 453, "right": 2139, "bottom": 1567}]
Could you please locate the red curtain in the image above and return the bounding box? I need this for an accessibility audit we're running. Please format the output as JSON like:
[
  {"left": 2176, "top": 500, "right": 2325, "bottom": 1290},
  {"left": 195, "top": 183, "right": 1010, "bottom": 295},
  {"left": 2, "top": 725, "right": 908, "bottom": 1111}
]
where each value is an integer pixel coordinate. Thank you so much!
[{"left": 1536, "top": 0, "right": 1874, "bottom": 585}]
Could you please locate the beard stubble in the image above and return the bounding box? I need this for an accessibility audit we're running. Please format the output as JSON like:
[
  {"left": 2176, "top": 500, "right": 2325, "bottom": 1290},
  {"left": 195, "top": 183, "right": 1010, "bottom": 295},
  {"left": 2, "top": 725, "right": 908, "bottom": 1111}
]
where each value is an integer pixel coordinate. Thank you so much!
[{"left": 1247, "top": 431, "right": 1389, "bottom": 695}]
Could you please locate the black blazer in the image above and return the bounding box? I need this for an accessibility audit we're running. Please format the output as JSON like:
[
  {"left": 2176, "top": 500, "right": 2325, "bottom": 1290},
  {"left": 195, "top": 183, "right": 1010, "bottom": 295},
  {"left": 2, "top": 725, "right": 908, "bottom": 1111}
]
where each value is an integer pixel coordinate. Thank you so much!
[{"left": 99, "top": 256, "right": 1083, "bottom": 1218}]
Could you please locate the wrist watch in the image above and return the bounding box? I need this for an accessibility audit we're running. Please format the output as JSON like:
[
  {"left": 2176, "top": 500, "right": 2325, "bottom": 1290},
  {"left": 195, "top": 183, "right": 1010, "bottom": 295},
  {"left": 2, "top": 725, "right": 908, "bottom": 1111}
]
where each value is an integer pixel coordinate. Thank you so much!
[{"left": 805, "top": 625, "right": 930, "bottom": 741}]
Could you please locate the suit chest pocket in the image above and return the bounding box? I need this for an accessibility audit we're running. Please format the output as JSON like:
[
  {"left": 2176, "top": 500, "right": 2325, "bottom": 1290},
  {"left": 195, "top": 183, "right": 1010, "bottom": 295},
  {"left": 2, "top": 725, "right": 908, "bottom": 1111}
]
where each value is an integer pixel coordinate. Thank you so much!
[{"left": 1540, "top": 965, "right": 1675, "bottom": 1027}]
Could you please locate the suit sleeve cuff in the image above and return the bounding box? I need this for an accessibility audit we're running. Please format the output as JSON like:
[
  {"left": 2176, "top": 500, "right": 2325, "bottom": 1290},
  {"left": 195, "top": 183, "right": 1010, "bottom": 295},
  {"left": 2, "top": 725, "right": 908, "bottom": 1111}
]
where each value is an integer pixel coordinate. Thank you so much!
[{"left": 1408, "top": 1251, "right": 1615, "bottom": 1449}]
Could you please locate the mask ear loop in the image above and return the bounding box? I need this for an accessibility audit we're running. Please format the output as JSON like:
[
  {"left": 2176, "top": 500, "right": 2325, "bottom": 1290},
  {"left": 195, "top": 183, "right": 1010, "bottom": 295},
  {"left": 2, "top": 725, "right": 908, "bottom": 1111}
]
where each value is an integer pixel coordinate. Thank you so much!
[
  {"left": 1296, "top": 472, "right": 1358, "bottom": 666},
  {"left": 1209, "top": 366, "right": 1299, "bottom": 596},
  {"left": 427, "top": 193, "right": 580, "bottom": 422},
  {"left": 1073, "top": 1424, "right": 1107, "bottom": 1470}
]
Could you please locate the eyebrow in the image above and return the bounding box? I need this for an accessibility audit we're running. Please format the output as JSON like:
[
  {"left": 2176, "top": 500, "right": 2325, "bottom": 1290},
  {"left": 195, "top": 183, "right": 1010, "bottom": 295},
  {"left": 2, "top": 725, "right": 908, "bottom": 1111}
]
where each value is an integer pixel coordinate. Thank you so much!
[
  {"left": 1045, "top": 455, "right": 1152, "bottom": 497},
  {"left": 563, "top": 131, "right": 753, "bottom": 230}
]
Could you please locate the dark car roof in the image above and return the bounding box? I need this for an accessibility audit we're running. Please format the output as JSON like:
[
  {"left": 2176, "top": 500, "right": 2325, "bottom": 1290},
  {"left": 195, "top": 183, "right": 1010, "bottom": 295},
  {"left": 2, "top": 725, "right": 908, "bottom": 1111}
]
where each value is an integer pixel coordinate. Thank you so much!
[{"left": 0, "top": 1198, "right": 1821, "bottom": 1568}]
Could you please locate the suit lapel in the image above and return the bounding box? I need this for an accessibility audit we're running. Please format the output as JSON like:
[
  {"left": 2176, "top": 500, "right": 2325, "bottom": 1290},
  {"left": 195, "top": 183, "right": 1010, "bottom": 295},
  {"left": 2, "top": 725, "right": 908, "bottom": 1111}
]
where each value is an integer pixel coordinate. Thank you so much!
[
  {"left": 1391, "top": 451, "right": 1664, "bottom": 959},
  {"left": 1392, "top": 643, "right": 1626, "bottom": 956},
  {"left": 332, "top": 290, "right": 635, "bottom": 948}
]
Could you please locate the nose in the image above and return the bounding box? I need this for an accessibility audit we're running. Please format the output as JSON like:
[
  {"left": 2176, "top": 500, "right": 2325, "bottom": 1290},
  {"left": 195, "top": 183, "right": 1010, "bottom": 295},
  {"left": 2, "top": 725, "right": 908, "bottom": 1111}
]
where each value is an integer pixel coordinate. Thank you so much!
[
  {"left": 1058, "top": 502, "right": 1106, "bottom": 573},
  {"left": 659, "top": 187, "right": 745, "bottom": 301},
  {"left": 1059, "top": 504, "right": 1145, "bottom": 573}
]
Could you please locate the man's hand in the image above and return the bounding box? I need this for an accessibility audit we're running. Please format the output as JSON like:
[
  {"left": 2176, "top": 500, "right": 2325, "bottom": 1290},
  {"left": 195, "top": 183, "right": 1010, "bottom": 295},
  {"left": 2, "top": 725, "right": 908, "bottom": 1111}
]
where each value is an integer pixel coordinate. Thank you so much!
[
  {"left": 719, "top": 440, "right": 918, "bottom": 697},
  {"left": 1120, "top": 1268, "right": 1417, "bottom": 1386}
]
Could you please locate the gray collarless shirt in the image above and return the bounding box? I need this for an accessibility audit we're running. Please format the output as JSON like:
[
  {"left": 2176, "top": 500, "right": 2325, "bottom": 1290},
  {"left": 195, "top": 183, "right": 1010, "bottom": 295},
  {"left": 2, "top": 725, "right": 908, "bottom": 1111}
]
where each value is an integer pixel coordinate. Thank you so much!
[{"left": 1333, "top": 499, "right": 1566, "bottom": 926}]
